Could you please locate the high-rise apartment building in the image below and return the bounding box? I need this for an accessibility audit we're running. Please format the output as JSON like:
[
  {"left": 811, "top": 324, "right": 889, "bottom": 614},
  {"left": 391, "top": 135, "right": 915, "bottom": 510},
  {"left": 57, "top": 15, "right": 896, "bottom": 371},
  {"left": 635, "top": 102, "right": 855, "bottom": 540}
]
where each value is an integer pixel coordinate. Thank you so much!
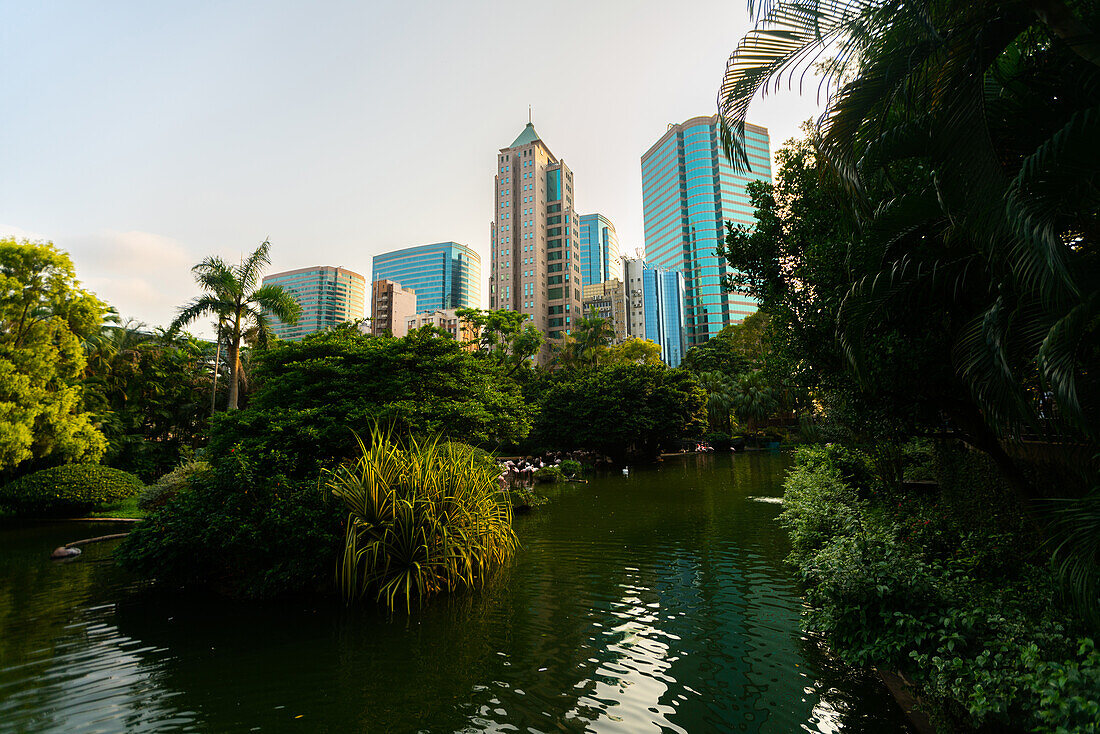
[
  {"left": 623, "top": 257, "right": 647, "bottom": 340},
  {"left": 641, "top": 115, "right": 771, "bottom": 346},
  {"left": 262, "top": 266, "right": 366, "bottom": 341},
  {"left": 489, "top": 122, "right": 582, "bottom": 363},
  {"left": 370, "top": 279, "right": 417, "bottom": 337},
  {"left": 581, "top": 279, "right": 627, "bottom": 343},
  {"left": 578, "top": 213, "right": 622, "bottom": 287},
  {"left": 371, "top": 242, "right": 481, "bottom": 313}
]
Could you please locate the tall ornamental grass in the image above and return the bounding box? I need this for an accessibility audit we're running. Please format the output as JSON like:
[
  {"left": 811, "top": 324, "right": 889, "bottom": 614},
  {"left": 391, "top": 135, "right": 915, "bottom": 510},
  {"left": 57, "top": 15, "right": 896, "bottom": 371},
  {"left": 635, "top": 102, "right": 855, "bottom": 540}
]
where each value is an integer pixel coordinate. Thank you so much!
[{"left": 326, "top": 430, "right": 516, "bottom": 612}]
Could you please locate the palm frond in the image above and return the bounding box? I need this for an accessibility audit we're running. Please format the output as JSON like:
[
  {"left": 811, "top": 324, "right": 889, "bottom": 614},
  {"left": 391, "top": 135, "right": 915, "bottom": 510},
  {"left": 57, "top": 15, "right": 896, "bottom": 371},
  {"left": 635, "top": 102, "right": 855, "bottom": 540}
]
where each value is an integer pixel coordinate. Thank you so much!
[{"left": 236, "top": 240, "right": 272, "bottom": 294}]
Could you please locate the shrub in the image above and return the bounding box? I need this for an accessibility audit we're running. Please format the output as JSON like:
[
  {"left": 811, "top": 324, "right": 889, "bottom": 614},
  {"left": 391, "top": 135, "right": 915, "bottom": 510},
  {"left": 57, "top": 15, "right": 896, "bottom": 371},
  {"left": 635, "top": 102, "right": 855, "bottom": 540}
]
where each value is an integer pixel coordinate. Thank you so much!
[
  {"left": 532, "top": 465, "right": 563, "bottom": 483},
  {"left": 559, "top": 459, "right": 582, "bottom": 478},
  {"left": 325, "top": 431, "right": 517, "bottom": 611},
  {"left": 781, "top": 445, "right": 1100, "bottom": 732},
  {"left": 0, "top": 464, "right": 143, "bottom": 516},
  {"left": 137, "top": 459, "right": 210, "bottom": 510},
  {"left": 116, "top": 446, "right": 344, "bottom": 598}
]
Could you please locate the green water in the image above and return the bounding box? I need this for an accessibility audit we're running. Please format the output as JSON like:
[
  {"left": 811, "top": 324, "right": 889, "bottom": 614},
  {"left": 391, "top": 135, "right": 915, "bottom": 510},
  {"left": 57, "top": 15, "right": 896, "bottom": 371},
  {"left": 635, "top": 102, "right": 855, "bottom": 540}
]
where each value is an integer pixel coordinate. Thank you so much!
[{"left": 0, "top": 453, "right": 912, "bottom": 733}]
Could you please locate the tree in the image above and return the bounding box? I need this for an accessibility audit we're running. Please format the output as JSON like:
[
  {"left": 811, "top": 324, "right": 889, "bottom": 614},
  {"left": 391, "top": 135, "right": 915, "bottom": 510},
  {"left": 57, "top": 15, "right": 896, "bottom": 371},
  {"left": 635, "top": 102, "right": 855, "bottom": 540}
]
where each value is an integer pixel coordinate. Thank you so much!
[
  {"left": 679, "top": 328, "right": 751, "bottom": 376},
  {"left": 695, "top": 371, "right": 738, "bottom": 434},
  {"left": 170, "top": 240, "right": 300, "bottom": 410},
  {"left": 561, "top": 307, "right": 615, "bottom": 369},
  {"left": 0, "top": 239, "right": 109, "bottom": 477},
  {"left": 208, "top": 328, "right": 535, "bottom": 472},
  {"left": 456, "top": 308, "right": 544, "bottom": 376},
  {"left": 718, "top": 0, "right": 1100, "bottom": 447},
  {"left": 83, "top": 320, "right": 212, "bottom": 480},
  {"left": 604, "top": 338, "right": 663, "bottom": 367},
  {"left": 534, "top": 365, "right": 707, "bottom": 460}
]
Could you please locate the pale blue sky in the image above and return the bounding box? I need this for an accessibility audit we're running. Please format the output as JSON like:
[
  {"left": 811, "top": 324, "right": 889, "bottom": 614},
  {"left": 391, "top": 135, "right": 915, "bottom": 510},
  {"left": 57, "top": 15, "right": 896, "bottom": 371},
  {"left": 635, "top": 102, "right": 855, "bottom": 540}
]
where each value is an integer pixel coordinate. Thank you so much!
[{"left": 1, "top": 1, "right": 823, "bottom": 334}]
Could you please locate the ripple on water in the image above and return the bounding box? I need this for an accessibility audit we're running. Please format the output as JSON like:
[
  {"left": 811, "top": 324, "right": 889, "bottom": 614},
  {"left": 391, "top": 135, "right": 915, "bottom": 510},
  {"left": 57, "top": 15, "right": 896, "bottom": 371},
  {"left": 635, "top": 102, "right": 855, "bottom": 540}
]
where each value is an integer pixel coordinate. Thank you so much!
[{"left": 0, "top": 458, "right": 911, "bottom": 733}]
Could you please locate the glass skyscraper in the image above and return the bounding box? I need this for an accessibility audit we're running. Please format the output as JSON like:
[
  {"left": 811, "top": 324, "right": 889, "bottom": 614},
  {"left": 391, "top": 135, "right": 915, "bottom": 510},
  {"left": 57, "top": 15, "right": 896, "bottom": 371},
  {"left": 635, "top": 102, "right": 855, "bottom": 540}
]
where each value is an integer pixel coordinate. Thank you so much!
[
  {"left": 641, "top": 115, "right": 771, "bottom": 346},
  {"left": 261, "top": 266, "right": 366, "bottom": 341},
  {"left": 642, "top": 265, "right": 687, "bottom": 368},
  {"left": 371, "top": 242, "right": 481, "bottom": 312},
  {"left": 578, "top": 213, "right": 622, "bottom": 287}
]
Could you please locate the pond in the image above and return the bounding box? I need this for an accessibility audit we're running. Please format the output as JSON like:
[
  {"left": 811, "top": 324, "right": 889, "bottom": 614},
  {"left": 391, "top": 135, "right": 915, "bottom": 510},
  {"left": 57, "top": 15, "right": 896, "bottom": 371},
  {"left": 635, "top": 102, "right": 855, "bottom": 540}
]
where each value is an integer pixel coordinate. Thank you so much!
[{"left": 0, "top": 452, "right": 912, "bottom": 733}]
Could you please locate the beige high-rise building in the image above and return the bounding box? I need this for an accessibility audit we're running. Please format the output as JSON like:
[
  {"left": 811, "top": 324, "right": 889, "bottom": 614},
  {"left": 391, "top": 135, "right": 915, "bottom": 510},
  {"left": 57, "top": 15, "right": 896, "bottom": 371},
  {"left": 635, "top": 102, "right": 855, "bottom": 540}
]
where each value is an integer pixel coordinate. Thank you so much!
[
  {"left": 371, "top": 279, "right": 417, "bottom": 337},
  {"left": 489, "top": 121, "right": 583, "bottom": 363},
  {"left": 582, "top": 279, "right": 627, "bottom": 343},
  {"left": 405, "top": 309, "right": 480, "bottom": 347}
]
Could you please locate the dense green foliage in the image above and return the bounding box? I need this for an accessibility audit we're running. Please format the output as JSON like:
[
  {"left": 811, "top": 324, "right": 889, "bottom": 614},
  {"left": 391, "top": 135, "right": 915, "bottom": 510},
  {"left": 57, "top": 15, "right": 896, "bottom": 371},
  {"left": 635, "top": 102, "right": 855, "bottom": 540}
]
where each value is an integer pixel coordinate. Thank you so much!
[
  {"left": 210, "top": 328, "right": 534, "bottom": 471},
  {"left": 116, "top": 444, "right": 343, "bottom": 598},
  {"left": 0, "top": 239, "right": 109, "bottom": 478},
  {"left": 117, "top": 329, "right": 533, "bottom": 599},
  {"left": 137, "top": 459, "right": 210, "bottom": 510},
  {"left": 781, "top": 446, "right": 1100, "bottom": 732},
  {"left": 0, "top": 464, "right": 143, "bottom": 516},
  {"left": 533, "top": 365, "right": 707, "bottom": 459},
  {"left": 455, "top": 308, "right": 543, "bottom": 375},
  {"left": 326, "top": 432, "right": 517, "bottom": 612},
  {"left": 84, "top": 323, "right": 212, "bottom": 480},
  {"left": 532, "top": 465, "right": 563, "bottom": 483}
]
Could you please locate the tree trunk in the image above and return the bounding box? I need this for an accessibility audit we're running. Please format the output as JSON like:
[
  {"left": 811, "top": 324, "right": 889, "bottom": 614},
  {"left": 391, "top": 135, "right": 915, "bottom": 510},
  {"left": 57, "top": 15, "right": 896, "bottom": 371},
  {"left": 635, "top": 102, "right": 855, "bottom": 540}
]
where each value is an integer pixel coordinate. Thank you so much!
[
  {"left": 227, "top": 312, "right": 242, "bottom": 411},
  {"left": 210, "top": 323, "right": 222, "bottom": 416}
]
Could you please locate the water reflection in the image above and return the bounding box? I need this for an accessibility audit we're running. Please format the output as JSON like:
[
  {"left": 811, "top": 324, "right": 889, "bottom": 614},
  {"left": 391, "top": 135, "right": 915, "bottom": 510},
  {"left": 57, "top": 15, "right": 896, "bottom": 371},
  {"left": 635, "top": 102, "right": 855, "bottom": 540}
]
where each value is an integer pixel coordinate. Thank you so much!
[{"left": 0, "top": 455, "right": 911, "bottom": 733}]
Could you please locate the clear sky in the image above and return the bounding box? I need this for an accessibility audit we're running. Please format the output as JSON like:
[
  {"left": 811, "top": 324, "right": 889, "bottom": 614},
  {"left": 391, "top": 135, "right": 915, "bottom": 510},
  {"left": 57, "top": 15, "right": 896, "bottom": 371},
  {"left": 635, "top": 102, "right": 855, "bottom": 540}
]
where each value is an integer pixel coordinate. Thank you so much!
[{"left": 1, "top": 0, "right": 824, "bottom": 335}]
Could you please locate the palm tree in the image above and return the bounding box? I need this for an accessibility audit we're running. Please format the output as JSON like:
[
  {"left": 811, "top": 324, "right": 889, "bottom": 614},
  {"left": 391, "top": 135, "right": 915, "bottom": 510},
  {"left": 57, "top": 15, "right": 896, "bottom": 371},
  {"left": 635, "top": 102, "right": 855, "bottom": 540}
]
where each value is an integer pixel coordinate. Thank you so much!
[
  {"left": 696, "top": 371, "right": 738, "bottom": 434},
  {"left": 718, "top": 0, "right": 1099, "bottom": 445},
  {"left": 170, "top": 240, "right": 300, "bottom": 410}
]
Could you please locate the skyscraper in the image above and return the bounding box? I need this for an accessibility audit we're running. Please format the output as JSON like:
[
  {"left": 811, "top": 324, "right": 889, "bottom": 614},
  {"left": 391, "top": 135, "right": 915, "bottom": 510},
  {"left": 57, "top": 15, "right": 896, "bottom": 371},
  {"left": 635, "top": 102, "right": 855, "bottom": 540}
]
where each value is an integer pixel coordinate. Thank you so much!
[
  {"left": 371, "top": 242, "right": 481, "bottom": 313},
  {"left": 489, "top": 121, "right": 583, "bottom": 363},
  {"left": 262, "top": 266, "right": 366, "bottom": 341},
  {"left": 641, "top": 115, "right": 771, "bottom": 346},
  {"left": 643, "top": 265, "right": 687, "bottom": 368},
  {"left": 578, "top": 213, "right": 622, "bottom": 287}
]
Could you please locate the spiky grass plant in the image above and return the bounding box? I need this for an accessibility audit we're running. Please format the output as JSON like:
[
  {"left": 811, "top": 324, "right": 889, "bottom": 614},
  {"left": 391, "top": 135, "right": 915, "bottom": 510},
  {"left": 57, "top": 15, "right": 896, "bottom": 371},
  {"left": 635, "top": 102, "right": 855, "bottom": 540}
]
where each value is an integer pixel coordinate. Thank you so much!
[{"left": 325, "top": 428, "right": 517, "bottom": 612}]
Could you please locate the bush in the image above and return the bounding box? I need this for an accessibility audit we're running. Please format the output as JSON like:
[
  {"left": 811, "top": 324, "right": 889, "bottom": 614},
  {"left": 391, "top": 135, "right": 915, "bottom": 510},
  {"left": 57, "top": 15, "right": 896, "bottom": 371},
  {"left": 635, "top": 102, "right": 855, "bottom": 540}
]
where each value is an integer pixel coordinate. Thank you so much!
[
  {"left": 781, "top": 445, "right": 1100, "bottom": 733},
  {"left": 559, "top": 459, "right": 582, "bottom": 478},
  {"left": 116, "top": 447, "right": 344, "bottom": 599},
  {"left": 325, "top": 431, "right": 517, "bottom": 611},
  {"left": 0, "top": 464, "right": 143, "bottom": 516},
  {"left": 532, "top": 465, "right": 563, "bottom": 483},
  {"left": 137, "top": 459, "right": 210, "bottom": 510}
]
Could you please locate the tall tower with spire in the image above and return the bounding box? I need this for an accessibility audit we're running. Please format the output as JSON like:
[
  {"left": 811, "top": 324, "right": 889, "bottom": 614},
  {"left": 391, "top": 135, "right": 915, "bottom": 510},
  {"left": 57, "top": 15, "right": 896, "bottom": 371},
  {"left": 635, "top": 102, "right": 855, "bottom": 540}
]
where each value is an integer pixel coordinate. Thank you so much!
[{"left": 490, "top": 121, "right": 581, "bottom": 363}]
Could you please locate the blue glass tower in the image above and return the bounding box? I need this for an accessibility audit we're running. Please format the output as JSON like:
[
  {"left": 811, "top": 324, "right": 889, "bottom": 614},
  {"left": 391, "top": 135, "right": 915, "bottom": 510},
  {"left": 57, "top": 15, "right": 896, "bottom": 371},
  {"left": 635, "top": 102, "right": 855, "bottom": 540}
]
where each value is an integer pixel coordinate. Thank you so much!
[
  {"left": 640, "top": 115, "right": 771, "bottom": 346},
  {"left": 371, "top": 242, "right": 481, "bottom": 312},
  {"left": 578, "top": 213, "right": 621, "bottom": 287},
  {"left": 642, "top": 265, "right": 687, "bottom": 368}
]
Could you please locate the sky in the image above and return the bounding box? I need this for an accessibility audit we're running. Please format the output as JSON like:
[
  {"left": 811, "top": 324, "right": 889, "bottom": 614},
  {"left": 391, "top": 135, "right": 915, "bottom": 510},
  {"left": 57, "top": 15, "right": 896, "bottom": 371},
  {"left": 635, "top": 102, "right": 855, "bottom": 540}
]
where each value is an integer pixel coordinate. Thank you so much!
[{"left": 1, "top": 0, "right": 825, "bottom": 336}]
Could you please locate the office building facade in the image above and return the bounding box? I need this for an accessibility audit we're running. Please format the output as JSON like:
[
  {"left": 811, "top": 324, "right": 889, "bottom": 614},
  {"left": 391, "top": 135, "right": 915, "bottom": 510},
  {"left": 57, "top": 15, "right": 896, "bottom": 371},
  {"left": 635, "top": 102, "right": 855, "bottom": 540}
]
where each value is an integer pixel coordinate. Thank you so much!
[
  {"left": 578, "top": 213, "right": 622, "bottom": 288},
  {"left": 262, "top": 266, "right": 366, "bottom": 341},
  {"left": 643, "top": 265, "right": 687, "bottom": 368},
  {"left": 371, "top": 242, "right": 481, "bottom": 313},
  {"left": 370, "top": 279, "right": 417, "bottom": 337},
  {"left": 641, "top": 115, "right": 771, "bottom": 346},
  {"left": 489, "top": 122, "right": 583, "bottom": 363},
  {"left": 581, "top": 279, "right": 627, "bottom": 343}
]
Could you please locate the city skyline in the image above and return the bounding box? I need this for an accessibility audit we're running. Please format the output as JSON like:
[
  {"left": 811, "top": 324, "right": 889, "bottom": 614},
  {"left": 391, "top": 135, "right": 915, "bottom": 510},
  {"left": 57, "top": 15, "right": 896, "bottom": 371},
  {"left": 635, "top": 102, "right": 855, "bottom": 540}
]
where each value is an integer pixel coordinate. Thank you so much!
[{"left": 1, "top": 2, "right": 826, "bottom": 337}]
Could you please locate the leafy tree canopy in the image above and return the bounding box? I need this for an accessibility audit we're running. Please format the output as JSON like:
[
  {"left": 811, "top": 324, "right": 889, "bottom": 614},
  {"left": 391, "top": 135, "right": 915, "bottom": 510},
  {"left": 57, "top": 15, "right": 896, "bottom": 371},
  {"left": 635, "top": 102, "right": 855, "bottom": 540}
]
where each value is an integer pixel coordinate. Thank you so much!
[
  {"left": 0, "top": 239, "right": 108, "bottom": 477},
  {"left": 208, "top": 328, "right": 536, "bottom": 476},
  {"left": 456, "top": 308, "right": 543, "bottom": 375},
  {"left": 533, "top": 365, "right": 707, "bottom": 459}
]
